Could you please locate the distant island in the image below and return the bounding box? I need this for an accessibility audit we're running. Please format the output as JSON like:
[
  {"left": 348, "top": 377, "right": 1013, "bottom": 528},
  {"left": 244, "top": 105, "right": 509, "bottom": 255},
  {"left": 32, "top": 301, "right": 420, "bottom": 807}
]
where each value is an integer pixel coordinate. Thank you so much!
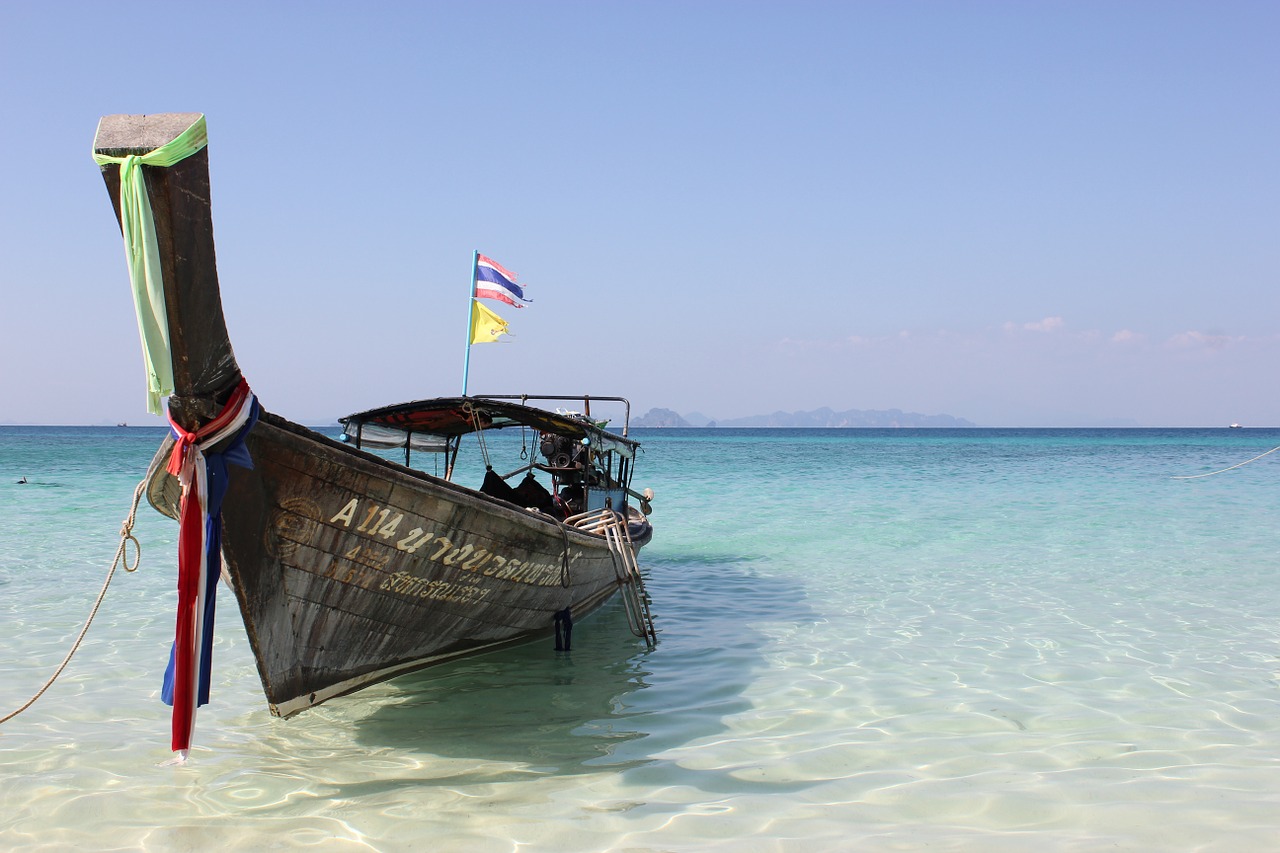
[{"left": 632, "top": 406, "right": 975, "bottom": 428}]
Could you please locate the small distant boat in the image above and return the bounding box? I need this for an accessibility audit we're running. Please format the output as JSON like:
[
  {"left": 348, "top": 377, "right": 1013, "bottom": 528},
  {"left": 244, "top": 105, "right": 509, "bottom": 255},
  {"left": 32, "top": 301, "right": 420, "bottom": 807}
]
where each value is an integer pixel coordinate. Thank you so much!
[
  {"left": 93, "top": 113, "right": 657, "bottom": 752},
  {"left": 1230, "top": 423, "right": 1243, "bottom": 429}
]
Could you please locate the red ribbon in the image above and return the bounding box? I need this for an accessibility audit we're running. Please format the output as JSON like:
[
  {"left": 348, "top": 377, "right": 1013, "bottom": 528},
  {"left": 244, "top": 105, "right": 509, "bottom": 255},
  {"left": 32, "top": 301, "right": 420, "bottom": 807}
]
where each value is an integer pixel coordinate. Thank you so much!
[{"left": 163, "top": 377, "right": 253, "bottom": 753}]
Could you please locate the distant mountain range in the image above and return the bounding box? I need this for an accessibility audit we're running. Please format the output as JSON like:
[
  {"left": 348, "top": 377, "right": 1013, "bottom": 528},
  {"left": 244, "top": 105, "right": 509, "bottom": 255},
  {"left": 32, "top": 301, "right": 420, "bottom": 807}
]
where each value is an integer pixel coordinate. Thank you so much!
[{"left": 632, "top": 406, "right": 975, "bottom": 428}]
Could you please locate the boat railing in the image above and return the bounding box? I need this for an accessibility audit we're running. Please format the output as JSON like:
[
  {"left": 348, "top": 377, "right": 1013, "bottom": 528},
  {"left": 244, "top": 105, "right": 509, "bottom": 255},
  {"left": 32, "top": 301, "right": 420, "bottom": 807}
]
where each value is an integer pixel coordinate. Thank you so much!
[
  {"left": 564, "top": 507, "right": 620, "bottom": 533},
  {"left": 473, "top": 394, "right": 632, "bottom": 437}
]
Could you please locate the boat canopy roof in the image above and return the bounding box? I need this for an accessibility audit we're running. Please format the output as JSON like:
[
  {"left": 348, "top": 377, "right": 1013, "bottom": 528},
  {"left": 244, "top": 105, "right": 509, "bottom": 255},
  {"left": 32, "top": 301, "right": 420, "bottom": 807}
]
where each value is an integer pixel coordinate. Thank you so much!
[{"left": 340, "top": 396, "right": 639, "bottom": 458}]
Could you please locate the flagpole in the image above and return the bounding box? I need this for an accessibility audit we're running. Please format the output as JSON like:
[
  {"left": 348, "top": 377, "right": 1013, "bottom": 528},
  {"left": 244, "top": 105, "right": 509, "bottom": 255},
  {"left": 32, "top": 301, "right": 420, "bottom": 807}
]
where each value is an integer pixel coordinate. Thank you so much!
[{"left": 461, "top": 250, "right": 478, "bottom": 396}]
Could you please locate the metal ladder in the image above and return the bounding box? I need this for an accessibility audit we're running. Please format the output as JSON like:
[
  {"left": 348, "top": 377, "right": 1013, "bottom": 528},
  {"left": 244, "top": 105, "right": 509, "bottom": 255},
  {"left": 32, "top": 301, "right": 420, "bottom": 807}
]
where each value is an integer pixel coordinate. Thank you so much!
[{"left": 568, "top": 508, "right": 657, "bottom": 646}]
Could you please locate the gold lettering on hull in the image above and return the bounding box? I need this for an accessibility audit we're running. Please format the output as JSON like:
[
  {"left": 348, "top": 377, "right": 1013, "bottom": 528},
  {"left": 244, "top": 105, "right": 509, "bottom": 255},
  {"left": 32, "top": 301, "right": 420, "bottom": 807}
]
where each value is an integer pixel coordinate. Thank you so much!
[{"left": 289, "top": 497, "right": 571, "bottom": 601}]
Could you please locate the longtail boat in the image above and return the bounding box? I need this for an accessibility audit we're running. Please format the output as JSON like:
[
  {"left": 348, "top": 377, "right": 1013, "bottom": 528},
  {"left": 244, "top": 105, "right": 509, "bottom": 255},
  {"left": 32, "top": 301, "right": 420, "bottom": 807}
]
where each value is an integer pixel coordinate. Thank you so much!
[{"left": 92, "top": 113, "right": 656, "bottom": 752}]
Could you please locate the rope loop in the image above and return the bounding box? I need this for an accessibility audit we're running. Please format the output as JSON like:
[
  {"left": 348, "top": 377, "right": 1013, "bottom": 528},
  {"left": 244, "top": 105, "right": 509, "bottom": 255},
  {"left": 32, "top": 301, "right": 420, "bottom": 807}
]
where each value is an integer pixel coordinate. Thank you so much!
[
  {"left": 120, "top": 530, "right": 142, "bottom": 573},
  {"left": 118, "top": 479, "right": 146, "bottom": 571}
]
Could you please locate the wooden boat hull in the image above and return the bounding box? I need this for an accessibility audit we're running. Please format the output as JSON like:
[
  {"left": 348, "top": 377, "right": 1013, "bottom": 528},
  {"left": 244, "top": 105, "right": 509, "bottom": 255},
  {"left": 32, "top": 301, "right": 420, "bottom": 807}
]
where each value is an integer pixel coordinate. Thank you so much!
[
  {"left": 94, "top": 113, "right": 655, "bottom": 723},
  {"left": 204, "top": 412, "right": 649, "bottom": 717}
]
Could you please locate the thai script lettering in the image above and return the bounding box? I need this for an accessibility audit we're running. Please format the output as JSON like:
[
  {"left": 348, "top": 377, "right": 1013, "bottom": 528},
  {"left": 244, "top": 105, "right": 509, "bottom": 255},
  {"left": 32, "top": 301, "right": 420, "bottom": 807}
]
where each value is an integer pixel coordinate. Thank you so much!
[
  {"left": 328, "top": 497, "right": 565, "bottom": 587},
  {"left": 380, "top": 571, "right": 492, "bottom": 604}
]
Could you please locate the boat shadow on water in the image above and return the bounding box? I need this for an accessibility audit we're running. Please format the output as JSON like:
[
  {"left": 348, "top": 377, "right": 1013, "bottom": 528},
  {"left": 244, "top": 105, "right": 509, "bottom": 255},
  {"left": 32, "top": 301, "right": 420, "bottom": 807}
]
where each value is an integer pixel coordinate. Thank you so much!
[{"left": 344, "top": 553, "right": 814, "bottom": 782}]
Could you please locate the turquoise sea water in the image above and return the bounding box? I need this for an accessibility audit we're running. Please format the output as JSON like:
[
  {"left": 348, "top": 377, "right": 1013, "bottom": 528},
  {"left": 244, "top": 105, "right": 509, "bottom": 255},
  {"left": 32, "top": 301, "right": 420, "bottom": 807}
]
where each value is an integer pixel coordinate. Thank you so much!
[{"left": 1, "top": 425, "right": 1278, "bottom": 851}]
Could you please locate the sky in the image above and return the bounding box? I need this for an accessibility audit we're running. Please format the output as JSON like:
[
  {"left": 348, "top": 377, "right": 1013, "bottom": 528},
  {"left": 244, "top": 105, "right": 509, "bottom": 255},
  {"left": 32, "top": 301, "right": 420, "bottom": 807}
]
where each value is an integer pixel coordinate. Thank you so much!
[{"left": 1, "top": 1, "right": 1276, "bottom": 427}]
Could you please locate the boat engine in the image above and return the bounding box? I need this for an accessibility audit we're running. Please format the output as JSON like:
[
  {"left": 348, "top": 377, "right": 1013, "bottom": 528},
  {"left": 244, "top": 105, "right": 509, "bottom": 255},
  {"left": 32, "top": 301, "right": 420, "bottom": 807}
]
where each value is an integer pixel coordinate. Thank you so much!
[{"left": 540, "top": 433, "right": 585, "bottom": 470}]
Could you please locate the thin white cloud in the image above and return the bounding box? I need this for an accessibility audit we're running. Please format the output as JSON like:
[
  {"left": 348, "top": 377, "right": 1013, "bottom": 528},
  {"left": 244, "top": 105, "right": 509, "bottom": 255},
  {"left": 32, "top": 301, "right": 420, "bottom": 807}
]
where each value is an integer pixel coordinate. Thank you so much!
[
  {"left": 1002, "top": 316, "right": 1064, "bottom": 334},
  {"left": 1166, "top": 330, "right": 1235, "bottom": 351},
  {"left": 1023, "top": 316, "right": 1064, "bottom": 333},
  {"left": 776, "top": 322, "right": 1254, "bottom": 355},
  {"left": 1111, "top": 329, "right": 1144, "bottom": 344}
]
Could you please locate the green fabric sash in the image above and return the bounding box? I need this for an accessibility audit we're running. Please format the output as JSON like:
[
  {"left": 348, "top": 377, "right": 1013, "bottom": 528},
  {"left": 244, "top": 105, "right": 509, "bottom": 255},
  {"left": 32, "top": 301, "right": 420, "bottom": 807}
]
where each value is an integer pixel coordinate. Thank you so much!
[{"left": 93, "top": 115, "right": 209, "bottom": 415}]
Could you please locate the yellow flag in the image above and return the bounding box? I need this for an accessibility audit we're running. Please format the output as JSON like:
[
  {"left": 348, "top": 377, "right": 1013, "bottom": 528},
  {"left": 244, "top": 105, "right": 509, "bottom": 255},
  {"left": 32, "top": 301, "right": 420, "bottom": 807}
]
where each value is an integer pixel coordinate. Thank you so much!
[{"left": 469, "top": 299, "right": 510, "bottom": 344}]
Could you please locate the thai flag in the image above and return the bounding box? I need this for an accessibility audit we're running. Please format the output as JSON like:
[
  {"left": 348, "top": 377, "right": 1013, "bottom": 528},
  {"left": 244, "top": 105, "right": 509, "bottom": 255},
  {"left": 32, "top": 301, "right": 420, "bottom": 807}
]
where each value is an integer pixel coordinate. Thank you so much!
[{"left": 475, "top": 254, "right": 531, "bottom": 308}]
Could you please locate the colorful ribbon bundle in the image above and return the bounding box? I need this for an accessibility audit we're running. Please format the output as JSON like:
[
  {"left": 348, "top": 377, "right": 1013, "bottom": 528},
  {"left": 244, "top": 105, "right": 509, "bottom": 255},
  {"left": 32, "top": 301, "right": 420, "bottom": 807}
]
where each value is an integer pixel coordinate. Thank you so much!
[{"left": 160, "top": 379, "right": 259, "bottom": 755}]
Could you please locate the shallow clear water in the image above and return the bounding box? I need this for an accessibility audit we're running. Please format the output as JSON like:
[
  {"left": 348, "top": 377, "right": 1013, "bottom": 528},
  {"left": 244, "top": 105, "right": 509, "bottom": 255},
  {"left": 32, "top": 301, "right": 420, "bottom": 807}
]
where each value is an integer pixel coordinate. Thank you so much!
[{"left": 2, "top": 426, "right": 1278, "bottom": 850}]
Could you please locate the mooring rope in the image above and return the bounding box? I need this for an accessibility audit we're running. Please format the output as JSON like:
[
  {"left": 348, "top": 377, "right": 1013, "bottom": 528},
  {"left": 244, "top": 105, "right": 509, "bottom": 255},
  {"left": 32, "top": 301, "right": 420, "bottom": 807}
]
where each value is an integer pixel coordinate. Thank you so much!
[
  {"left": 1172, "top": 444, "right": 1280, "bottom": 480},
  {"left": 0, "top": 479, "right": 146, "bottom": 726}
]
